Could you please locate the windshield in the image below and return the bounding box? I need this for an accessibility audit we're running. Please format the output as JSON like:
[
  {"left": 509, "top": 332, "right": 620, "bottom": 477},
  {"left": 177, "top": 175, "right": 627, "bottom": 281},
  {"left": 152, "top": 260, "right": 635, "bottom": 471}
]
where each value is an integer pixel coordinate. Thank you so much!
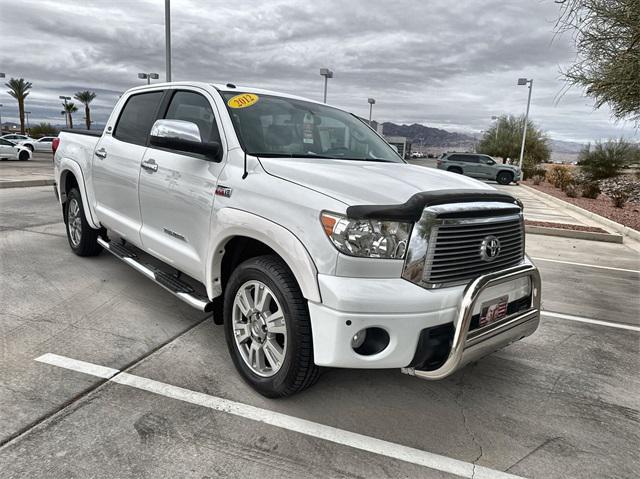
[{"left": 222, "top": 92, "right": 403, "bottom": 163}]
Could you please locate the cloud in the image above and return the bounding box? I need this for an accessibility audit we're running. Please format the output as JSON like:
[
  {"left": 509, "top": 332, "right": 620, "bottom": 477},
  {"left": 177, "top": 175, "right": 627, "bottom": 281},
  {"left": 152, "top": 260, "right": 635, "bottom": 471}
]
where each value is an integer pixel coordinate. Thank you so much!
[{"left": 0, "top": 0, "right": 637, "bottom": 142}]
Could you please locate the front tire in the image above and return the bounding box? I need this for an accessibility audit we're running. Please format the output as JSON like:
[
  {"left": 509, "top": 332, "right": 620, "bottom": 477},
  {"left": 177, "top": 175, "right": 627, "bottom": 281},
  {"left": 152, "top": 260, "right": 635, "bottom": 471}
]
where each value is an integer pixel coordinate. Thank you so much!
[
  {"left": 497, "top": 171, "right": 514, "bottom": 185},
  {"left": 65, "top": 188, "right": 102, "bottom": 256},
  {"left": 224, "top": 255, "right": 320, "bottom": 398},
  {"left": 18, "top": 150, "right": 30, "bottom": 161}
]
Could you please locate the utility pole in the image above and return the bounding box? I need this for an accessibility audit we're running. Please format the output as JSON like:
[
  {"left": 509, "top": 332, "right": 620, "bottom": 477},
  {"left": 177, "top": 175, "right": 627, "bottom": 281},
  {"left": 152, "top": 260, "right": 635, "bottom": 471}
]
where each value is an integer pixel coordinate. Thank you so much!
[
  {"left": 165, "top": 0, "right": 172, "bottom": 82},
  {"left": 517, "top": 78, "right": 533, "bottom": 170}
]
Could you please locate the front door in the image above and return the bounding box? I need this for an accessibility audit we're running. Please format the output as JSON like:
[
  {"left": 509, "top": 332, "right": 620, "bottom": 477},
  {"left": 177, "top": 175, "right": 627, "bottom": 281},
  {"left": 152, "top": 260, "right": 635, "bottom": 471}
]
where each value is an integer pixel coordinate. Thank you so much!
[
  {"left": 138, "top": 88, "right": 226, "bottom": 281},
  {"left": 92, "top": 90, "right": 164, "bottom": 243}
]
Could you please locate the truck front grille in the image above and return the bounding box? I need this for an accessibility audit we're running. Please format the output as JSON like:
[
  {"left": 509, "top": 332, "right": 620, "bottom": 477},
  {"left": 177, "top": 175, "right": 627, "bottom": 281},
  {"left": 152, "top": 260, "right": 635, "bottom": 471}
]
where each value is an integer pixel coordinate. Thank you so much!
[{"left": 402, "top": 202, "right": 525, "bottom": 289}]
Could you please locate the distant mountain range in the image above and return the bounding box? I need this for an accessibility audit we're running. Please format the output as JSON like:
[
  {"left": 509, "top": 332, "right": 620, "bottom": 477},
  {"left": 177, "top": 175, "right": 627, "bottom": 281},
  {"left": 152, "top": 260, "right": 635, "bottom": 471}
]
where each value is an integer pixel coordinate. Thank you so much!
[
  {"left": 382, "top": 122, "right": 474, "bottom": 147},
  {"left": 381, "top": 122, "right": 588, "bottom": 159}
]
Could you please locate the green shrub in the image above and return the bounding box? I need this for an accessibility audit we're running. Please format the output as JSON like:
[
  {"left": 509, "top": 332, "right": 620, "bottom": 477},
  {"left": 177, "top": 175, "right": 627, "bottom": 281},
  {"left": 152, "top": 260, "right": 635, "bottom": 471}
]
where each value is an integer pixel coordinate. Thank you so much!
[
  {"left": 532, "top": 174, "right": 545, "bottom": 185},
  {"left": 578, "top": 139, "right": 636, "bottom": 180},
  {"left": 581, "top": 181, "right": 601, "bottom": 199},
  {"left": 564, "top": 183, "right": 580, "bottom": 198},
  {"left": 547, "top": 165, "right": 573, "bottom": 189},
  {"left": 573, "top": 172, "right": 601, "bottom": 199}
]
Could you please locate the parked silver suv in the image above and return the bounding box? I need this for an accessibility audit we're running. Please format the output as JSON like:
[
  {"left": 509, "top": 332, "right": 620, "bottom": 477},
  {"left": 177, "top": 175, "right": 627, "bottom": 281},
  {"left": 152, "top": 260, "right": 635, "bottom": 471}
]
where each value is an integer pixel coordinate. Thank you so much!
[{"left": 437, "top": 153, "right": 521, "bottom": 185}]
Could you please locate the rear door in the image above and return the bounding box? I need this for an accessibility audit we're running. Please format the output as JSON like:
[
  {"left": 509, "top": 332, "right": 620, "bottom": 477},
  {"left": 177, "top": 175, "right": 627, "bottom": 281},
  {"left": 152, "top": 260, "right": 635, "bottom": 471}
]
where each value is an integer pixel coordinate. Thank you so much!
[
  {"left": 92, "top": 90, "right": 164, "bottom": 244},
  {"left": 138, "top": 88, "right": 226, "bottom": 281}
]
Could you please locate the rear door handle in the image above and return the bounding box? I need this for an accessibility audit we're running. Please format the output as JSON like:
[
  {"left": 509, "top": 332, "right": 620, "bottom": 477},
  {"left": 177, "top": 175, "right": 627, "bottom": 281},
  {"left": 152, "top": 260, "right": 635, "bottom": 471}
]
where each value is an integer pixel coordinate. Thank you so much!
[
  {"left": 141, "top": 159, "right": 158, "bottom": 172},
  {"left": 95, "top": 148, "right": 107, "bottom": 159}
]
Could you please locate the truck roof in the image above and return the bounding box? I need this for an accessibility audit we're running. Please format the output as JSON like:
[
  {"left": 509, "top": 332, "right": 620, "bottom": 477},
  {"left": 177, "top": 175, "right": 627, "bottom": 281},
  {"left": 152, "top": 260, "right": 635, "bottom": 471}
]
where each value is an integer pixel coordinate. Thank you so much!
[{"left": 124, "top": 81, "right": 325, "bottom": 107}]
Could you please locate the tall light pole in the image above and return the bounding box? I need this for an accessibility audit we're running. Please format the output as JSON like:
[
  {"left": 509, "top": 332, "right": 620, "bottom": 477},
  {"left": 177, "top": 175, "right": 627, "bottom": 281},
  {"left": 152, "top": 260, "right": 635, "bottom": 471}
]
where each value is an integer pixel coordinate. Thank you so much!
[
  {"left": 0, "top": 104, "right": 3, "bottom": 134},
  {"left": 491, "top": 115, "right": 499, "bottom": 140},
  {"left": 517, "top": 78, "right": 533, "bottom": 169},
  {"left": 320, "top": 68, "right": 333, "bottom": 103},
  {"left": 165, "top": 0, "right": 172, "bottom": 82},
  {"left": 25, "top": 111, "right": 31, "bottom": 132},
  {"left": 367, "top": 98, "right": 376, "bottom": 125},
  {"left": 138, "top": 72, "right": 160, "bottom": 85}
]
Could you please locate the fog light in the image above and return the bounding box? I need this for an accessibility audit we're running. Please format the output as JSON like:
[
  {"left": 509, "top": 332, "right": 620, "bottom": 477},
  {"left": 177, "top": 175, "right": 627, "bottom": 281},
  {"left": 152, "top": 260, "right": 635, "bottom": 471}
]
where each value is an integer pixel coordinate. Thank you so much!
[
  {"left": 351, "top": 327, "right": 390, "bottom": 356},
  {"left": 351, "top": 330, "right": 367, "bottom": 349}
]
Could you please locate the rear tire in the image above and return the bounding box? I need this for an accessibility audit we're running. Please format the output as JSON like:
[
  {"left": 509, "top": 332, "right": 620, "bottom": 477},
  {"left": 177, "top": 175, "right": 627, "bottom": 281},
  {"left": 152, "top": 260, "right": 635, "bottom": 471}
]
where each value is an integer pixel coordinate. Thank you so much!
[
  {"left": 18, "top": 150, "right": 29, "bottom": 161},
  {"left": 224, "top": 255, "right": 320, "bottom": 398},
  {"left": 497, "top": 171, "right": 514, "bottom": 185},
  {"left": 447, "top": 166, "right": 463, "bottom": 174},
  {"left": 65, "top": 188, "right": 102, "bottom": 256}
]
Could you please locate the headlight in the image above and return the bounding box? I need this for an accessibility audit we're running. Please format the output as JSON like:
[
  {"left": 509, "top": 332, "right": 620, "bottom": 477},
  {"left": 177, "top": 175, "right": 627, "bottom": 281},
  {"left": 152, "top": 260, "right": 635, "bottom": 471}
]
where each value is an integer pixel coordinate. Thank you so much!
[{"left": 320, "top": 212, "right": 411, "bottom": 259}]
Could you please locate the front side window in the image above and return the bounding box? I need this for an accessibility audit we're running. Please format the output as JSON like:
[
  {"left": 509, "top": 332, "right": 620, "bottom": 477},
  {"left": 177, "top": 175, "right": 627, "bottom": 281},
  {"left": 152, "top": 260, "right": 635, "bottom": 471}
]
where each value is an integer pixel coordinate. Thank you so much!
[
  {"left": 114, "top": 91, "right": 164, "bottom": 146},
  {"left": 164, "top": 91, "right": 220, "bottom": 143},
  {"left": 221, "top": 92, "right": 402, "bottom": 163}
]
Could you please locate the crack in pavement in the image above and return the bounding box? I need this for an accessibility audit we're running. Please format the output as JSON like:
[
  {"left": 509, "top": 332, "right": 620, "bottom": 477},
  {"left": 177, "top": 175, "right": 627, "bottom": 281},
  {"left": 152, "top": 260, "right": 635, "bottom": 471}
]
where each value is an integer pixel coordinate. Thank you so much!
[
  {"left": 505, "top": 436, "right": 562, "bottom": 473},
  {"left": 453, "top": 365, "right": 484, "bottom": 478}
]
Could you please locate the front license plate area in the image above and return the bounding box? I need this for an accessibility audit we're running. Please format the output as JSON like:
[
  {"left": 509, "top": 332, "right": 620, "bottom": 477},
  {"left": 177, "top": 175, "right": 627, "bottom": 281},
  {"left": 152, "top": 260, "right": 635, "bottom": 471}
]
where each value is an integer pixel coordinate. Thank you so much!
[{"left": 479, "top": 295, "right": 508, "bottom": 328}]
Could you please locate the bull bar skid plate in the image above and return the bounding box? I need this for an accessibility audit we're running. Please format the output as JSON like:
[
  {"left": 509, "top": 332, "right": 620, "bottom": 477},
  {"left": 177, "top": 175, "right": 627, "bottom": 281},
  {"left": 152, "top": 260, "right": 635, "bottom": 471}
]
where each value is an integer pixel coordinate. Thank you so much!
[{"left": 401, "top": 259, "right": 541, "bottom": 380}]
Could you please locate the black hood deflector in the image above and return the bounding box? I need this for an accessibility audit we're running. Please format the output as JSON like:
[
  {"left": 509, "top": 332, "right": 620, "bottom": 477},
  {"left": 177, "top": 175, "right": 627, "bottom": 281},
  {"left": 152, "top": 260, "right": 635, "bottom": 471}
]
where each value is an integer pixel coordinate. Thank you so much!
[{"left": 346, "top": 189, "right": 520, "bottom": 222}]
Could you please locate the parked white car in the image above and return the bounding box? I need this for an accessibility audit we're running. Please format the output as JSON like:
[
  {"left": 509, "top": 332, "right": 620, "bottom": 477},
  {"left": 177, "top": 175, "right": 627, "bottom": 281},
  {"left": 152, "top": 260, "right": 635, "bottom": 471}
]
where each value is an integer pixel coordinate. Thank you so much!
[
  {"left": 0, "top": 134, "right": 33, "bottom": 144},
  {"left": 54, "top": 82, "right": 541, "bottom": 397},
  {"left": 0, "top": 138, "right": 32, "bottom": 161},
  {"left": 20, "top": 136, "right": 57, "bottom": 153}
]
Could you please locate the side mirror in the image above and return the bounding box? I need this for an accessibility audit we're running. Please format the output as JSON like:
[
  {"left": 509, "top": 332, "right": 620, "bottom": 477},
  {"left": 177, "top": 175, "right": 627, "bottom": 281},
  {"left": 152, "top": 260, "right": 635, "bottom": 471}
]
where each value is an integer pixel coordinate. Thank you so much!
[
  {"left": 149, "top": 119, "right": 222, "bottom": 162},
  {"left": 488, "top": 160, "right": 495, "bottom": 165}
]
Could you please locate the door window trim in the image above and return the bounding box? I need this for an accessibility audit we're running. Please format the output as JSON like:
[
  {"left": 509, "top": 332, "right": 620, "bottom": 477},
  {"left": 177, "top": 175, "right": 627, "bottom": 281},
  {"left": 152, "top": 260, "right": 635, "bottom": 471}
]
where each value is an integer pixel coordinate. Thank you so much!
[
  {"left": 113, "top": 90, "right": 166, "bottom": 147},
  {"left": 147, "top": 88, "right": 225, "bottom": 161}
]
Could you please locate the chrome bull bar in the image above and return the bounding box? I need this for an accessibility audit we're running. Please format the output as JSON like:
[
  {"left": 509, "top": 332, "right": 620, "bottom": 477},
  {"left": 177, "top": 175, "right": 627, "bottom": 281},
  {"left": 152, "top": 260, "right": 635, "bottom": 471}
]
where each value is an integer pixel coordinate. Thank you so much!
[{"left": 401, "top": 258, "right": 541, "bottom": 380}]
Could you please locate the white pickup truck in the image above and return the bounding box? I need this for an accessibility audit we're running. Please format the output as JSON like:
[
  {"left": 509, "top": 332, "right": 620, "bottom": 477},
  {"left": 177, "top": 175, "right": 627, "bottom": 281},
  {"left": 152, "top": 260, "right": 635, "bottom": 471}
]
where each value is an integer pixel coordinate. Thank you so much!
[{"left": 54, "top": 82, "right": 541, "bottom": 397}]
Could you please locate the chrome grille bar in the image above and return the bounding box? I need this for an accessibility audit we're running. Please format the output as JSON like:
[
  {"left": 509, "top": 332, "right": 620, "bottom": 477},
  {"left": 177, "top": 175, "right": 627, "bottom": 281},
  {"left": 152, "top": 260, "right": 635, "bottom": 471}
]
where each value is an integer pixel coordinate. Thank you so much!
[{"left": 402, "top": 201, "right": 525, "bottom": 289}]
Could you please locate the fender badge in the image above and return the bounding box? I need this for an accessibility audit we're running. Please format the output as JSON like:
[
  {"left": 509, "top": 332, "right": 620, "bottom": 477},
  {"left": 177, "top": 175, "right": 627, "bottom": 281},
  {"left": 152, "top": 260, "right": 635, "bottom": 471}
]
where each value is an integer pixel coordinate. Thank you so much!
[{"left": 215, "top": 185, "right": 233, "bottom": 198}]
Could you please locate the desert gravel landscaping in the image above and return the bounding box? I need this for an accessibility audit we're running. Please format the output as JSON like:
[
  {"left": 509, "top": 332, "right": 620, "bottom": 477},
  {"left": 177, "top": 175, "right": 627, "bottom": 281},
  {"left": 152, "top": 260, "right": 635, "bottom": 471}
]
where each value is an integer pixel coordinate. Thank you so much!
[{"left": 524, "top": 180, "right": 640, "bottom": 232}]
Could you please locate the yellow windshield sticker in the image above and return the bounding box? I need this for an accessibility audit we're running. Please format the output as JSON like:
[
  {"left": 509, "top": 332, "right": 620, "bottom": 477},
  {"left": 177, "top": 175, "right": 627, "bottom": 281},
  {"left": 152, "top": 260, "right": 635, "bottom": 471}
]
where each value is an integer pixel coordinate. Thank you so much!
[{"left": 227, "top": 93, "right": 259, "bottom": 109}]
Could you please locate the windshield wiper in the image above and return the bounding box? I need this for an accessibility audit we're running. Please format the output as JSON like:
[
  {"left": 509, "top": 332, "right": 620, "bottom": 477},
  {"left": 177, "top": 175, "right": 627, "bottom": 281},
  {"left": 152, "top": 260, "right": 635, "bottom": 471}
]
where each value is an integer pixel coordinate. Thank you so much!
[{"left": 252, "top": 152, "right": 348, "bottom": 160}]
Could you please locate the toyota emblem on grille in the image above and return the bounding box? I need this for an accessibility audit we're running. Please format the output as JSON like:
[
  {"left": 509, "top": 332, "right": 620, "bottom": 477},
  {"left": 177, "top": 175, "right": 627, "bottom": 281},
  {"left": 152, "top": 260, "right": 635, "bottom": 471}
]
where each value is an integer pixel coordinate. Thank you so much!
[{"left": 480, "top": 235, "right": 501, "bottom": 262}]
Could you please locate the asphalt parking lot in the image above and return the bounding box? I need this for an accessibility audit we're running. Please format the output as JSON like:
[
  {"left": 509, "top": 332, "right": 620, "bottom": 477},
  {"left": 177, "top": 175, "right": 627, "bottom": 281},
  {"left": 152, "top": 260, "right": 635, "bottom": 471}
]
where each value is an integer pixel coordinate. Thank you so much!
[{"left": 0, "top": 183, "right": 639, "bottom": 478}]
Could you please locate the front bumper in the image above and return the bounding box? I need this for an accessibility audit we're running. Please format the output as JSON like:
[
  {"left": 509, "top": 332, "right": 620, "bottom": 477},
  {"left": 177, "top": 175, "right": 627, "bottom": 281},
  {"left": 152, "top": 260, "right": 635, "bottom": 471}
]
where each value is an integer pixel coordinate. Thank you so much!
[{"left": 308, "top": 258, "right": 540, "bottom": 377}]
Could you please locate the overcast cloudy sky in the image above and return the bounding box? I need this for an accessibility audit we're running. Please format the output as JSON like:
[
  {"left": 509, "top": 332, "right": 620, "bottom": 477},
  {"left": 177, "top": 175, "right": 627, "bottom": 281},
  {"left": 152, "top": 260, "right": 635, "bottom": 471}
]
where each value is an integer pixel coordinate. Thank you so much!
[{"left": 0, "top": 0, "right": 637, "bottom": 142}]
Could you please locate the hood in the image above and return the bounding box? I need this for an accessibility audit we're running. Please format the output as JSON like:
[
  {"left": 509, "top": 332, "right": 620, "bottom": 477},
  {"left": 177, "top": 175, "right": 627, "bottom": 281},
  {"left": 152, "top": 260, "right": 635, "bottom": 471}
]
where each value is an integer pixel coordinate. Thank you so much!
[{"left": 259, "top": 157, "right": 493, "bottom": 206}]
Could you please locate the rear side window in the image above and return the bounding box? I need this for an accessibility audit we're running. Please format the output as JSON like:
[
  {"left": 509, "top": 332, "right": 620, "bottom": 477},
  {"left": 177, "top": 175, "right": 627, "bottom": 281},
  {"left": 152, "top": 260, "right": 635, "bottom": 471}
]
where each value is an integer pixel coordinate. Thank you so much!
[
  {"left": 114, "top": 91, "right": 164, "bottom": 146},
  {"left": 164, "top": 91, "right": 220, "bottom": 143}
]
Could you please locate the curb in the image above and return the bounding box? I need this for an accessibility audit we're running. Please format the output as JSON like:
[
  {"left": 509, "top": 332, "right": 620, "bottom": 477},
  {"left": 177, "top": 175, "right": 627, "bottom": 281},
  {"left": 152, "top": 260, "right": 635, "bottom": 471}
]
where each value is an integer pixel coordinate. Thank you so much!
[
  {"left": 525, "top": 225, "right": 623, "bottom": 243},
  {"left": 0, "top": 179, "right": 55, "bottom": 189},
  {"left": 519, "top": 183, "right": 640, "bottom": 242}
]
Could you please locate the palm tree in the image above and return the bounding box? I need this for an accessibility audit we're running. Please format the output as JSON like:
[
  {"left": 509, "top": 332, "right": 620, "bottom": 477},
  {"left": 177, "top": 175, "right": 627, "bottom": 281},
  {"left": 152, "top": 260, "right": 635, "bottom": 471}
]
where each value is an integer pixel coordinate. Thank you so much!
[
  {"left": 5, "top": 78, "right": 32, "bottom": 134},
  {"left": 74, "top": 90, "right": 96, "bottom": 129},
  {"left": 63, "top": 102, "right": 78, "bottom": 129}
]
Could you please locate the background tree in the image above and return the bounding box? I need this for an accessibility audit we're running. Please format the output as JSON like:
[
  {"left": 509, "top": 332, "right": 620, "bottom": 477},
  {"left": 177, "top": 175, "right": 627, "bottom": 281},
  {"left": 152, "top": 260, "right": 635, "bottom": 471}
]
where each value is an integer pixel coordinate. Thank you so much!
[
  {"left": 476, "top": 114, "right": 551, "bottom": 165},
  {"left": 74, "top": 90, "right": 96, "bottom": 129},
  {"left": 555, "top": 0, "right": 640, "bottom": 124},
  {"left": 5, "top": 78, "right": 32, "bottom": 134},
  {"left": 63, "top": 102, "right": 78, "bottom": 129},
  {"left": 578, "top": 138, "right": 638, "bottom": 179},
  {"left": 29, "top": 122, "right": 59, "bottom": 138}
]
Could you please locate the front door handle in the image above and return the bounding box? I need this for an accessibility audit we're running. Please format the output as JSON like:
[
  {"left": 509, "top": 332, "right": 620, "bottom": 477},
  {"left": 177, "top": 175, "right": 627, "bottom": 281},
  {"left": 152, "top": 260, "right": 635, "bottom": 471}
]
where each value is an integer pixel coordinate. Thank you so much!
[
  {"left": 141, "top": 159, "right": 158, "bottom": 172},
  {"left": 95, "top": 148, "right": 107, "bottom": 159}
]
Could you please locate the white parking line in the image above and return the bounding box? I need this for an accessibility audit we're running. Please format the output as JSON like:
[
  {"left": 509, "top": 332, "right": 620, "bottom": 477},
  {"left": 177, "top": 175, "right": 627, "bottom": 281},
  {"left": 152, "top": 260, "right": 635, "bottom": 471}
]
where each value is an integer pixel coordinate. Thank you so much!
[
  {"left": 542, "top": 311, "right": 640, "bottom": 332},
  {"left": 35, "top": 353, "right": 523, "bottom": 479},
  {"left": 532, "top": 257, "right": 640, "bottom": 274}
]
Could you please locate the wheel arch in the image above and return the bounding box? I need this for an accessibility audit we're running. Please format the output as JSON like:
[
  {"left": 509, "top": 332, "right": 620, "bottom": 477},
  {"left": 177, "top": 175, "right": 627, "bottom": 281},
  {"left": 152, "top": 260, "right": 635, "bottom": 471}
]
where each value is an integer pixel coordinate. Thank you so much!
[
  {"left": 206, "top": 209, "right": 321, "bottom": 304},
  {"left": 58, "top": 159, "right": 100, "bottom": 229}
]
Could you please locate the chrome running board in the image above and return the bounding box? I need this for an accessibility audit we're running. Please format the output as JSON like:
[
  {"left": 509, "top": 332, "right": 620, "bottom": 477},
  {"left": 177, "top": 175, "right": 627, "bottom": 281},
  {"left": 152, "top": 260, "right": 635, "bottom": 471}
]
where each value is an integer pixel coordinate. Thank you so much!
[{"left": 97, "top": 237, "right": 213, "bottom": 313}]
